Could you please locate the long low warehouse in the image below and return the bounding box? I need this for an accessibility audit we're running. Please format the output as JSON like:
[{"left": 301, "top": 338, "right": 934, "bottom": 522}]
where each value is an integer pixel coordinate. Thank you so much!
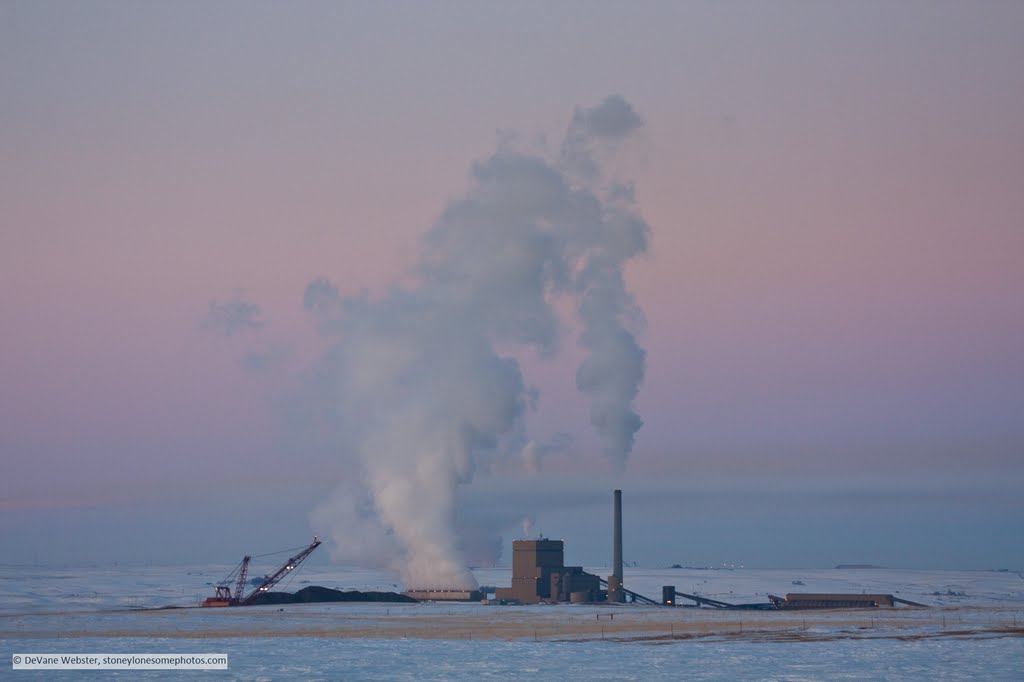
[{"left": 768, "top": 593, "right": 895, "bottom": 609}]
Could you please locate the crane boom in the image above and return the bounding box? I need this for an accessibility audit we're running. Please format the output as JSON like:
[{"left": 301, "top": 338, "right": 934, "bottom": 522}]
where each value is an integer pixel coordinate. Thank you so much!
[
  {"left": 233, "top": 556, "right": 251, "bottom": 604},
  {"left": 202, "top": 537, "right": 320, "bottom": 607},
  {"left": 239, "top": 537, "right": 321, "bottom": 605}
]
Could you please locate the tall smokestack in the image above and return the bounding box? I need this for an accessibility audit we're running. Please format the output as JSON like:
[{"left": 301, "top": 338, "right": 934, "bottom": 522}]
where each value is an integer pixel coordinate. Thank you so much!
[
  {"left": 613, "top": 489, "right": 623, "bottom": 580},
  {"left": 608, "top": 489, "right": 625, "bottom": 602}
]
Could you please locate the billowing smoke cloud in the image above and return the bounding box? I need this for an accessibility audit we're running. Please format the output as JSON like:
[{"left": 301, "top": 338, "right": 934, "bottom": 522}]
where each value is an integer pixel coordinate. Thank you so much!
[
  {"left": 309, "top": 96, "right": 648, "bottom": 588},
  {"left": 202, "top": 298, "right": 264, "bottom": 336},
  {"left": 519, "top": 432, "right": 573, "bottom": 474},
  {"left": 201, "top": 296, "right": 289, "bottom": 373},
  {"left": 561, "top": 93, "right": 644, "bottom": 183}
]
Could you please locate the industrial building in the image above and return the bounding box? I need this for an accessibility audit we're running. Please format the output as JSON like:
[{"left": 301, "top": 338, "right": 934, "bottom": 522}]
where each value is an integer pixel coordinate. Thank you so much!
[
  {"left": 769, "top": 593, "right": 894, "bottom": 609},
  {"left": 494, "top": 539, "right": 601, "bottom": 603},
  {"left": 405, "top": 488, "right": 927, "bottom": 609},
  {"left": 402, "top": 588, "right": 483, "bottom": 602},
  {"left": 766, "top": 593, "right": 928, "bottom": 609},
  {"left": 495, "top": 489, "right": 627, "bottom": 604}
]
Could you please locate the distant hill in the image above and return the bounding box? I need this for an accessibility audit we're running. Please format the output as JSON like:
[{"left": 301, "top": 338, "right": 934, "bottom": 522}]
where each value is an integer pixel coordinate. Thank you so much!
[{"left": 835, "top": 564, "right": 884, "bottom": 569}]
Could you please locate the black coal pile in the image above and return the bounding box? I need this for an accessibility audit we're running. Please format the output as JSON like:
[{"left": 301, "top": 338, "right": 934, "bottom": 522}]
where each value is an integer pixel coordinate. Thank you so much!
[{"left": 248, "top": 585, "right": 417, "bottom": 605}]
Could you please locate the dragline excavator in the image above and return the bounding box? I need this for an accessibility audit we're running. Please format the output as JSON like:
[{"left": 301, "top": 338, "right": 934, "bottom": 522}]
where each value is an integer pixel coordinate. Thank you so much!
[{"left": 202, "top": 536, "right": 321, "bottom": 607}]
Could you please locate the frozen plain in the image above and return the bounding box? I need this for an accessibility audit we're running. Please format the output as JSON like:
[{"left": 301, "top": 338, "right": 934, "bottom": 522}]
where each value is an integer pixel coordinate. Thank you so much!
[{"left": 2, "top": 563, "right": 1022, "bottom": 680}]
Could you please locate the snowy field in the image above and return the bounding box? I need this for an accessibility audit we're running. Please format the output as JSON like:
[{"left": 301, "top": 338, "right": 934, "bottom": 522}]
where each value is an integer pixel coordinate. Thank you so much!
[{"left": 2, "top": 564, "right": 1022, "bottom": 680}]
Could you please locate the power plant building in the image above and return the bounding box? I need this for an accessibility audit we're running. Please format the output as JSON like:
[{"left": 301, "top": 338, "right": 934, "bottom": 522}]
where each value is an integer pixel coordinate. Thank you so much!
[{"left": 494, "top": 540, "right": 601, "bottom": 603}]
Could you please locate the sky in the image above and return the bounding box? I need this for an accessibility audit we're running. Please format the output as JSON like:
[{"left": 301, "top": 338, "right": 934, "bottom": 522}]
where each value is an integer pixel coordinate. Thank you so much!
[{"left": 2, "top": 1, "right": 1022, "bottom": 571}]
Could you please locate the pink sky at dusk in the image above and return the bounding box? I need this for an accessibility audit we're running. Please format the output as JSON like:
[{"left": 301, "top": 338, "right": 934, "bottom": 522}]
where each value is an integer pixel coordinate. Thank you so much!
[{"left": 1, "top": 2, "right": 1021, "bottom": 567}]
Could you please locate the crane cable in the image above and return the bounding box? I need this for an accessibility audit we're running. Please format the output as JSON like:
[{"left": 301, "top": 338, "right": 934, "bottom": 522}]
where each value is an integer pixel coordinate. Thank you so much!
[
  {"left": 274, "top": 558, "right": 311, "bottom": 595},
  {"left": 215, "top": 556, "right": 249, "bottom": 586},
  {"left": 216, "top": 541, "right": 318, "bottom": 593},
  {"left": 251, "top": 544, "right": 310, "bottom": 559}
]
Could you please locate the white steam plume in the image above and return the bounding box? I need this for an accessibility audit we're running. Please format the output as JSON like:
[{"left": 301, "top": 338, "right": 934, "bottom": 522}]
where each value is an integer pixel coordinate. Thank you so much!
[{"left": 309, "top": 96, "right": 648, "bottom": 588}]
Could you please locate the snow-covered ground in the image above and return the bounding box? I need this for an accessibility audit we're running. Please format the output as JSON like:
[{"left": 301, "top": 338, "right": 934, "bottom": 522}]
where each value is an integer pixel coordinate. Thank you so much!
[{"left": 2, "top": 564, "right": 1022, "bottom": 680}]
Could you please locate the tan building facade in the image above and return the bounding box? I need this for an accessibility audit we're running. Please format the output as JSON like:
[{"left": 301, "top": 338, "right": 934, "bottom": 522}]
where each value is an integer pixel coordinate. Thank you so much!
[{"left": 495, "top": 539, "right": 601, "bottom": 603}]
